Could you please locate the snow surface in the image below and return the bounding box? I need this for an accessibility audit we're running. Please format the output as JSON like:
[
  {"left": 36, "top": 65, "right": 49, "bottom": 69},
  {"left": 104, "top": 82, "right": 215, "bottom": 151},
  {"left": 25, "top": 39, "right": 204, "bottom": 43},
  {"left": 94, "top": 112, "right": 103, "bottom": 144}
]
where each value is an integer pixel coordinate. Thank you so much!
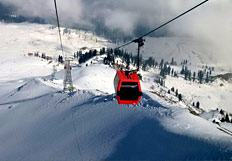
[
  {"left": 0, "top": 22, "right": 232, "bottom": 160},
  {"left": 165, "top": 75, "right": 232, "bottom": 113},
  {"left": 0, "top": 22, "right": 109, "bottom": 58},
  {"left": 1, "top": 77, "right": 232, "bottom": 160}
]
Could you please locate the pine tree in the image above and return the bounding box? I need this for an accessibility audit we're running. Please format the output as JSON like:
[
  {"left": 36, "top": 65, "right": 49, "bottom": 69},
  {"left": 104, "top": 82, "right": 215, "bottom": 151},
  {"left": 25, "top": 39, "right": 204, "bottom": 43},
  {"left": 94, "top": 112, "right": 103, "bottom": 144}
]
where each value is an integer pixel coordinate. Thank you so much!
[
  {"left": 220, "top": 109, "right": 224, "bottom": 115},
  {"left": 151, "top": 57, "right": 155, "bottom": 67},
  {"left": 160, "top": 68, "right": 165, "bottom": 77},
  {"left": 163, "top": 64, "right": 168, "bottom": 76},
  {"left": 126, "top": 54, "right": 130, "bottom": 68},
  {"left": 206, "top": 72, "right": 209, "bottom": 83},
  {"left": 155, "top": 62, "right": 158, "bottom": 68},
  {"left": 175, "top": 89, "right": 178, "bottom": 97},
  {"left": 100, "top": 47, "right": 105, "bottom": 55},
  {"left": 193, "top": 72, "right": 196, "bottom": 82},
  {"left": 184, "top": 71, "right": 188, "bottom": 80},
  {"left": 159, "top": 59, "right": 164, "bottom": 69},
  {"left": 171, "top": 68, "right": 174, "bottom": 76},
  {"left": 168, "top": 66, "right": 171, "bottom": 75},
  {"left": 110, "top": 48, "right": 113, "bottom": 55},
  {"left": 221, "top": 117, "right": 225, "bottom": 122},
  {"left": 93, "top": 50, "right": 97, "bottom": 56},
  {"left": 198, "top": 70, "right": 204, "bottom": 84},
  {"left": 180, "top": 65, "right": 185, "bottom": 75},
  {"left": 147, "top": 57, "right": 153, "bottom": 67},
  {"left": 171, "top": 57, "right": 174, "bottom": 65},
  {"left": 103, "top": 57, "right": 107, "bottom": 64},
  {"left": 60, "top": 56, "right": 63, "bottom": 63},
  {"left": 178, "top": 94, "right": 182, "bottom": 101},
  {"left": 171, "top": 87, "right": 175, "bottom": 92},
  {"left": 188, "top": 71, "right": 192, "bottom": 81},
  {"left": 174, "top": 72, "right": 178, "bottom": 77},
  {"left": 225, "top": 114, "right": 230, "bottom": 122},
  {"left": 142, "top": 63, "right": 147, "bottom": 71}
]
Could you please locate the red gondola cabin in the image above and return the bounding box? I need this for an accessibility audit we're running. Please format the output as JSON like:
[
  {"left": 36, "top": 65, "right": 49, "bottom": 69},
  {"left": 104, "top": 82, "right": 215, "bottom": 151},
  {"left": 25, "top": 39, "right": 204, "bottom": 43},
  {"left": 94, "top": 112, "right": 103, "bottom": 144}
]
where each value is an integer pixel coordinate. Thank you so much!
[{"left": 114, "top": 70, "right": 142, "bottom": 104}]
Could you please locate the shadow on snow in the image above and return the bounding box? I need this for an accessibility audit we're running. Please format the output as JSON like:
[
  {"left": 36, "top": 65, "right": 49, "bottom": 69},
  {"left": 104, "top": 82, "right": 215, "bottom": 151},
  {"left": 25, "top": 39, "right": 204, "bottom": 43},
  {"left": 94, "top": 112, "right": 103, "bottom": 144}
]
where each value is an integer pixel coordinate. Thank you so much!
[{"left": 106, "top": 118, "right": 232, "bottom": 161}]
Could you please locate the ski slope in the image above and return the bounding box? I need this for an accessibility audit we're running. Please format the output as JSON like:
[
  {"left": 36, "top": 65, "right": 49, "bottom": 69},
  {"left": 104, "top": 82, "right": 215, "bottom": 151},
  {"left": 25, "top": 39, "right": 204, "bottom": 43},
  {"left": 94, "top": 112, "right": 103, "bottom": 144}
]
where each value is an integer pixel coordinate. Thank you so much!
[
  {"left": 0, "top": 56, "right": 232, "bottom": 160},
  {"left": 0, "top": 22, "right": 232, "bottom": 160},
  {"left": 165, "top": 75, "right": 232, "bottom": 113}
]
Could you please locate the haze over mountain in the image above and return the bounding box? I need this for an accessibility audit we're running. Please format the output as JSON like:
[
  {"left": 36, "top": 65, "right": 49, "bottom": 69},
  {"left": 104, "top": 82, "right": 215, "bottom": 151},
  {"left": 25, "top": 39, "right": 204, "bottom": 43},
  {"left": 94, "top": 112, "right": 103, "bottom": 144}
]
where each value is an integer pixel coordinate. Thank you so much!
[{"left": 0, "top": 0, "right": 231, "bottom": 66}]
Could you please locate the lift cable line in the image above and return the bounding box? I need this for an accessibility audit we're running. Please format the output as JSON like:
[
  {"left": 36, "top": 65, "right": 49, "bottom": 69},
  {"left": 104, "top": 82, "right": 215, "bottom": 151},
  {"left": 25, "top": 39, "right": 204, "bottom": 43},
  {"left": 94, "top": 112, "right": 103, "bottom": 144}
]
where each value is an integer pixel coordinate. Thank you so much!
[
  {"left": 116, "top": 0, "right": 209, "bottom": 50},
  {"left": 113, "top": 0, "right": 209, "bottom": 105},
  {"left": 54, "top": 0, "right": 64, "bottom": 57},
  {"left": 53, "top": 0, "right": 75, "bottom": 92}
]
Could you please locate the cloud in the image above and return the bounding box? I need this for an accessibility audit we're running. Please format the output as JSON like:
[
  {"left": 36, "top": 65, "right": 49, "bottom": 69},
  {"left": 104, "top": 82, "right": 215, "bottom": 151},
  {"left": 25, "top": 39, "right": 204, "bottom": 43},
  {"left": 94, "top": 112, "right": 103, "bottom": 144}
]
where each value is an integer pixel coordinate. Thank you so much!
[
  {"left": 169, "top": 0, "right": 232, "bottom": 64},
  {"left": 0, "top": 0, "right": 232, "bottom": 64},
  {"left": 0, "top": 0, "right": 178, "bottom": 33},
  {"left": 104, "top": 9, "right": 138, "bottom": 34},
  {"left": 0, "top": 0, "right": 86, "bottom": 26}
]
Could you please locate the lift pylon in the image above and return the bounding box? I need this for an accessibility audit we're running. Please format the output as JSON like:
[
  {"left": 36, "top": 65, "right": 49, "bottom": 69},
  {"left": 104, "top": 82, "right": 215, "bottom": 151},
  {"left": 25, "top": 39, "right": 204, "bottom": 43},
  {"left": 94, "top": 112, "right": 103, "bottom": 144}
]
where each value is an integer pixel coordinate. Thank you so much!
[{"left": 63, "top": 59, "right": 75, "bottom": 92}]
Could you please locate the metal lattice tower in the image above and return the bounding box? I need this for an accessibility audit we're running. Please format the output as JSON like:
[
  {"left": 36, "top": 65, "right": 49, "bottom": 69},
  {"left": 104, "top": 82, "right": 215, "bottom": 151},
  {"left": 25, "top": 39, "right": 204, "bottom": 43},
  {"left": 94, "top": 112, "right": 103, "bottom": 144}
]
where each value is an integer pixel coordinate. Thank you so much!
[
  {"left": 63, "top": 59, "right": 74, "bottom": 92},
  {"left": 51, "top": 65, "right": 57, "bottom": 81}
]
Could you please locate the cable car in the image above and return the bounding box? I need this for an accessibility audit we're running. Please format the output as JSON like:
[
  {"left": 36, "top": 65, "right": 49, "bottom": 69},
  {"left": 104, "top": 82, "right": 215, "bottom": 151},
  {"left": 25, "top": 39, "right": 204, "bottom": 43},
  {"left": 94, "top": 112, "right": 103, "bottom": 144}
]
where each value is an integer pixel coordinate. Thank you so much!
[
  {"left": 112, "top": 0, "right": 209, "bottom": 104},
  {"left": 114, "top": 70, "right": 142, "bottom": 104}
]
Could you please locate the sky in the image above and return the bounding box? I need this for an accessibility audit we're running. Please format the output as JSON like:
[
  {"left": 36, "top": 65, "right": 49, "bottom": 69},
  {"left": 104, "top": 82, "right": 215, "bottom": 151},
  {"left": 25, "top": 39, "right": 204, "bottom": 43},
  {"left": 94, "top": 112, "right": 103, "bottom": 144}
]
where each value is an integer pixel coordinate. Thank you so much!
[{"left": 0, "top": 0, "right": 231, "bottom": 64}]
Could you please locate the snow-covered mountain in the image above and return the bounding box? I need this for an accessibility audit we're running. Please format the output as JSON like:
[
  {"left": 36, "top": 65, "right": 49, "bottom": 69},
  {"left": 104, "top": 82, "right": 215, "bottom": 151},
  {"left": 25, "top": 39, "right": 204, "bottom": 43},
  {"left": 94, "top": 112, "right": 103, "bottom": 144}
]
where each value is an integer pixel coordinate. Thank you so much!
[
  {"left": 125, "top": 36, "right": 232, "bottom": 70},
  {"left": 0, "top": 22, "right": 109, "bottom": 58},
  {"left": 0, "top": 22, "right": 232, "bottom": 160}
]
